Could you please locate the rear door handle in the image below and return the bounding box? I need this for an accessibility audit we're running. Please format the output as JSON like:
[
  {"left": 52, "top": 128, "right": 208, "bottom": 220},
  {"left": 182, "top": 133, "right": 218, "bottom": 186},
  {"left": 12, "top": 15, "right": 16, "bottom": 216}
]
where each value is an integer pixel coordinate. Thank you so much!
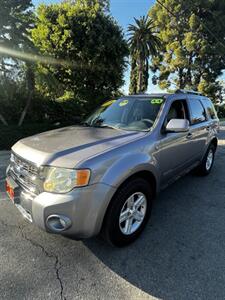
[
  {"left": 206, "top": 126, "right": 210, "bottom": 131},
  {"left": 186, "top": 132, "right": 193, "bottom": 139}
]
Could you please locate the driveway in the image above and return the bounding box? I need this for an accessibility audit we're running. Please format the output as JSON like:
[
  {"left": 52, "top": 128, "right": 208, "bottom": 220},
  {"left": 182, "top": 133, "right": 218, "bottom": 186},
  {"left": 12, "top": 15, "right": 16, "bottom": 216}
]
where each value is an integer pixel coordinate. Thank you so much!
[{"left": 0, "top": 127, "right": 225, "bottom": 300}]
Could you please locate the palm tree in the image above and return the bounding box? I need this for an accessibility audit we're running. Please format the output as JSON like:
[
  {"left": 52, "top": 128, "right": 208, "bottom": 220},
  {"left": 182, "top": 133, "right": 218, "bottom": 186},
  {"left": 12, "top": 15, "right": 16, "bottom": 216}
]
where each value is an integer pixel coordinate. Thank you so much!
[{"left": 128, "top": 16, "right": 161, "bottom": 93}]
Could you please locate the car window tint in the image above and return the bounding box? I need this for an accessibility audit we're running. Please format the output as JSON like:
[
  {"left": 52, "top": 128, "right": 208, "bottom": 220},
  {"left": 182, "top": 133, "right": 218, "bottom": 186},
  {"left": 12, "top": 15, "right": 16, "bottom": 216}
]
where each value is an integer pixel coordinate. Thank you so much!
[
  {"left": 188, "top": 99, "right": 206, "bottom": 124},
  {"left": 85, "top": 97, "right": 164, "bottom": 131},
  {"left": 128, "top": 99, "right": 162, "bottom": 122},
  {"left": 201, "top": 98, "right": 217, "bottom": 119},
  {"left": 165, "top": 100, "right": 189, "bottom": 125}
]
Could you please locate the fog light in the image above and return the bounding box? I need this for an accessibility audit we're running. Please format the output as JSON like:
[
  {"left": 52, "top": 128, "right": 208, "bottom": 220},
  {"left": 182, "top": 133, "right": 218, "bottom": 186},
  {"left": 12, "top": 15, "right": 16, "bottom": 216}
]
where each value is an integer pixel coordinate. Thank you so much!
[{"left": 46, "top": 215, "right": 72, "bottom": 232}]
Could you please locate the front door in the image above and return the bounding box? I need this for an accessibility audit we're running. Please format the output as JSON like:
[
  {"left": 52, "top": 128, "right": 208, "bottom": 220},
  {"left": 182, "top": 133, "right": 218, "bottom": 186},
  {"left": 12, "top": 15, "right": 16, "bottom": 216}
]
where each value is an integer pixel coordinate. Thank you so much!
[{"left": 158, "top": 99, "right": 195, "bottom": 186}]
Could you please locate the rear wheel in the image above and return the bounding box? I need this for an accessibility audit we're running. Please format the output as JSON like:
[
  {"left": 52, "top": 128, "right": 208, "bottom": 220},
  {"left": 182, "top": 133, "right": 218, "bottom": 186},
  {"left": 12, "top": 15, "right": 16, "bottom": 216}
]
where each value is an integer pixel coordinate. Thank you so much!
[
  {"left": 197, "top": 144, "right": 216, "bottom": 176},
  {"left": 102, "top": 178, "right": 153, "bottom": 247}
]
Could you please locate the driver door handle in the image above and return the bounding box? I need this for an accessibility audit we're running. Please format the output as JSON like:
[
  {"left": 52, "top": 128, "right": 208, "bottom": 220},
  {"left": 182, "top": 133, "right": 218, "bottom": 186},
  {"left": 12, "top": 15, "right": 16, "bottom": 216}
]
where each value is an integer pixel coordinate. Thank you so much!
[{"left": 186, "top": 132, "right": 193, "bottom": 139}]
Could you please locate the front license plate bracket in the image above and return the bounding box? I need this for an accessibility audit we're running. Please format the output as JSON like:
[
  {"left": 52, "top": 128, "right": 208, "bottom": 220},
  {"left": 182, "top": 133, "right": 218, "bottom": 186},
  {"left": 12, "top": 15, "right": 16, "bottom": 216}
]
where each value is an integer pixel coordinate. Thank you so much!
[{"left": 6, "top": 177, "right": 20, "bottom": 204}]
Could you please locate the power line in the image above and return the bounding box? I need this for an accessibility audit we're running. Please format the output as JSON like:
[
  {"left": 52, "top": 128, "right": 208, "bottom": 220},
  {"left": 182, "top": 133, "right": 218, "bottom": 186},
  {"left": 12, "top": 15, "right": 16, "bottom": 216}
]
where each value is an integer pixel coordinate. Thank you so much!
[
  {"left": 155, "top": 0, "right": 225, "bottom": 51},
  {"left": 155, "top": 0, "right": 178, "bottom": 19},
  {"left": 188, "top": 0, "right": 225, "bottom": 51}
]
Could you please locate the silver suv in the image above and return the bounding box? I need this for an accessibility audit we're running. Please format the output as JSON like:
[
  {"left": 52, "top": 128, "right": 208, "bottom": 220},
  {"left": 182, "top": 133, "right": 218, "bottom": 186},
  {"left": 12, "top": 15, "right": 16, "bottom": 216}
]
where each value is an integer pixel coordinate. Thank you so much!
[{"left": 6, "top": 90, "right": 219, "bottom": 246}]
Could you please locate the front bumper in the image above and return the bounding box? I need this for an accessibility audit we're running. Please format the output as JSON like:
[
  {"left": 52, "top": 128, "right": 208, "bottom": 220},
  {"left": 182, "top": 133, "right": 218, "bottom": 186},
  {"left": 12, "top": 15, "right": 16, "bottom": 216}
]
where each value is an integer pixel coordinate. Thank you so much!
[{"left": 6, "top": 174, "right": 116, "bottom": 238}]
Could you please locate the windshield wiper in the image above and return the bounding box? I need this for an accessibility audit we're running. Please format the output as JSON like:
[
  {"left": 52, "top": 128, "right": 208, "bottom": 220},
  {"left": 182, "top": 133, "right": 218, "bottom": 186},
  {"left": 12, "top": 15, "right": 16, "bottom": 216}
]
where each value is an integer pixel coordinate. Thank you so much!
[
  {"left": 80, "top": 121, "right": 91, "bottom": 127},
  {"left": 99, "top": 124, "right": 123, "bottom": 130},
  {"left": 80, "top": 121, "right": 120, "bottom": 130}
]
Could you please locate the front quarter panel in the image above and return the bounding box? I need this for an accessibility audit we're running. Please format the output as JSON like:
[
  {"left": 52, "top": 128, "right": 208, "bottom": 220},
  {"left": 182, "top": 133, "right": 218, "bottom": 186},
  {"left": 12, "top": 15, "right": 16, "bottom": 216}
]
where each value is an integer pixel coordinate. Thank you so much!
[
  {"left": 78, "top": 137, "right": 160, "bottom": 191},
  {"left": 101, "top": 152, "right": 159, "bottom": 188}
]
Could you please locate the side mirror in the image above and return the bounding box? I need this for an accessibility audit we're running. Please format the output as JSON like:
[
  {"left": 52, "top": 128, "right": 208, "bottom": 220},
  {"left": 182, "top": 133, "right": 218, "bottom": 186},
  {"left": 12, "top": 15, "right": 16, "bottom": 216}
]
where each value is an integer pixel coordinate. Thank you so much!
[{"left": 166, "top": 119, "right": 189, "bottom": 133}]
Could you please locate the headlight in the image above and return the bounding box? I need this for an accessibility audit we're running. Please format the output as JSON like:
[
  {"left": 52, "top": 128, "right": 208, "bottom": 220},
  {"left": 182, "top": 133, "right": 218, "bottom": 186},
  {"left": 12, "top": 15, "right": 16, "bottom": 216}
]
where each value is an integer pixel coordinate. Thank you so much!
[{"left": 42, "top": 167, "right": 91, "bottom": 193}]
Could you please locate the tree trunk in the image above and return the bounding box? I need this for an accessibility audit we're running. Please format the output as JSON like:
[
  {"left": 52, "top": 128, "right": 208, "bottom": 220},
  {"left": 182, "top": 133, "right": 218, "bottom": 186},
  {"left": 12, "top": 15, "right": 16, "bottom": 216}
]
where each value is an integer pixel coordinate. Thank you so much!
[
  {"left": 18, "top": 63, "right": 35, "bottom": 127},
  {"left": 129, "top": 56, "right": 138, "bottom": 95},
  {"left": 184, "top": 52, "right": 193, "bottom": 87},
  {"left": 138, "top": 56, "right": 144, "bottom": 93},
  {"left": 143, "top": 59, "right": 149, "bottom": 92},
  {"left": 178, "top": 68, "right": 184, "bottom": 89},
  {"left": 0, "top": 114, "right": 8, "bottom": 126}
]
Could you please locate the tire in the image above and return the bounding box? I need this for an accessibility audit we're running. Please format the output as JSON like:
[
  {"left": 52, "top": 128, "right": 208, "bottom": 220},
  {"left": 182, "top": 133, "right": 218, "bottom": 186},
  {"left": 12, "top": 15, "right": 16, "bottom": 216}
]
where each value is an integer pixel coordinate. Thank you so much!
[
  {"left": 197, "top": 144, "right": 216, "bottom": 176},
  {"left": 102, "top": 178, "right": 153, "bottom": 247}
]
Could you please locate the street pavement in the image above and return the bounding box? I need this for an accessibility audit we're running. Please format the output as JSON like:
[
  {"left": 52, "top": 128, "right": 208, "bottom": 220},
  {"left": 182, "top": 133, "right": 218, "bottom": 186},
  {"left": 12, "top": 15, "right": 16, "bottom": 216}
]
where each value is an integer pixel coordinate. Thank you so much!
[{"left": 0, "top": 128, "right": 225, "bottom": 300}]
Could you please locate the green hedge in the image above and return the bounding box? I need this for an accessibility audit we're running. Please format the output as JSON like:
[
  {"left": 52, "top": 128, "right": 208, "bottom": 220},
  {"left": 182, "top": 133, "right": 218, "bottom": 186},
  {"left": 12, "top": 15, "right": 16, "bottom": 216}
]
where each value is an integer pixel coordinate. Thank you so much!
[
  {"left": 0, "top": 123, "right": 69, "bottom": 150},
  {"left": 0, "top": 97, "right": 85, "bottom": 125},
  {"left": 217, "top": 106, "right": 225, "bottom": 119}
]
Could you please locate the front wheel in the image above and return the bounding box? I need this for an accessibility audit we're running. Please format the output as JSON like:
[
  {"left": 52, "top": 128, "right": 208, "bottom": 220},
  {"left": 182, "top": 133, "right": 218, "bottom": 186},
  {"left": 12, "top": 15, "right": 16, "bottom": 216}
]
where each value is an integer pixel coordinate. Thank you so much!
[
  {"left": 102, "top": 178, "right": 153, "bottom": 247},
  {"left": 197, "top": 144, "right": 216, "bottom": 176}
]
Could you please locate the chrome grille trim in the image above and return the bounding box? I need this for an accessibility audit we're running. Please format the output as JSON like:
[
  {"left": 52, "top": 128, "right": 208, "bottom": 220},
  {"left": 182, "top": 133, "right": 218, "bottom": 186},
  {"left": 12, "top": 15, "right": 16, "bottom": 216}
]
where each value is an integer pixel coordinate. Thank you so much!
[
  {"left": 10, "top": 153, "right": 39, "bottom": 175},
  {"left": 9, "top": 152, "right": 42, "bottom": 196}
]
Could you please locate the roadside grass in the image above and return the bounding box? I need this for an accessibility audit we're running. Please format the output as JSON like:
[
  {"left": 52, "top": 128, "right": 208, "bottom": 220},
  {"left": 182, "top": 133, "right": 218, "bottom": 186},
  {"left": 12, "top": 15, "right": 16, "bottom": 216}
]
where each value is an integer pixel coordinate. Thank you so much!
[{"left": 0, "top": 123, "right": 71, "bottom": 150}]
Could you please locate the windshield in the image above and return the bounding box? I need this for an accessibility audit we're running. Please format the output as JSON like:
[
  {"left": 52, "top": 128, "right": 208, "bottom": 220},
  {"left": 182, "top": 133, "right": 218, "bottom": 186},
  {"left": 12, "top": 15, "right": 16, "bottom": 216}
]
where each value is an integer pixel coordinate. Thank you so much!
[{"left": 84, "top": 97, "right": 164, "bottom": 131}]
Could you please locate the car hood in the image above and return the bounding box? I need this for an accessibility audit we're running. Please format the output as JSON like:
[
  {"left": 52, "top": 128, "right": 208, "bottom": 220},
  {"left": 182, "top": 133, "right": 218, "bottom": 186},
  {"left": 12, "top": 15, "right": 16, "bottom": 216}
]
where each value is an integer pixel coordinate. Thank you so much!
[{"left": 12, "top": 126, "right": 146, "bottom": 168}]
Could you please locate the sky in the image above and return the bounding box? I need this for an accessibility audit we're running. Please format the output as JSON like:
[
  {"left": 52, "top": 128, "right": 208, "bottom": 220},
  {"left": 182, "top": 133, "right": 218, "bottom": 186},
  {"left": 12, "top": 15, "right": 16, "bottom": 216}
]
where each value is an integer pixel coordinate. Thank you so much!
[
  {"left": 32, "top": 0, "right": 224, "bottom": 93},
  {"left": 32, "top": 0, "right": 154, "bottom": 29},
  {"left": 32, "top": 0, "right": 159, "bottom": 93}
]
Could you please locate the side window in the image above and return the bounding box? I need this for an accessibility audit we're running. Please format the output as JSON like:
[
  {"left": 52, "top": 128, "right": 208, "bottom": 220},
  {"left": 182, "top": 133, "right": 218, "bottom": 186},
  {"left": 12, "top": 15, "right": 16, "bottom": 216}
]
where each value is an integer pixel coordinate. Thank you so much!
[
  {"left": 201, "top": 98, "right": 217, "bottom": 120},
  {"left": 188, "top": 99, "right": 206, "bottom": 125},
  {"left": 165, "top": 100, "right": 189, "bottom": 125}
]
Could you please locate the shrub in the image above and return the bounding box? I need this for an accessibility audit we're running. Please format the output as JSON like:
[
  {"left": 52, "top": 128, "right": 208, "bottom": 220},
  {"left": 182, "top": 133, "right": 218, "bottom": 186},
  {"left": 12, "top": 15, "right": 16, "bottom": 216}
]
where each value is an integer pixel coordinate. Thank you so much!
[{"left": 0, "top": 123, "right": 64, "bottom": 150}]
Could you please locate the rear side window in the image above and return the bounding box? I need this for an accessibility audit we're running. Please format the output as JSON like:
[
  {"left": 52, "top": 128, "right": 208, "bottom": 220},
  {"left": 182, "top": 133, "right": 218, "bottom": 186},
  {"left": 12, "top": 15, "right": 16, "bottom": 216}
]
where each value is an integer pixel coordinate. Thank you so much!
[
  {"left": 188, "top": 99, "right": 206, "bottom": 124},
  {"left": 201, "top": 98, "right": 217, "bottom": 120}
]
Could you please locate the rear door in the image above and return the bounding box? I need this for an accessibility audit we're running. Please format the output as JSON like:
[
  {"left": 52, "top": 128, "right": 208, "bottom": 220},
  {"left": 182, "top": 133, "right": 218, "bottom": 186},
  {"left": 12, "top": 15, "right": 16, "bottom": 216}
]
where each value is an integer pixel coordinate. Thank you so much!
[{"left": 187, "top": 96, "right": 209, "bottom": 160}]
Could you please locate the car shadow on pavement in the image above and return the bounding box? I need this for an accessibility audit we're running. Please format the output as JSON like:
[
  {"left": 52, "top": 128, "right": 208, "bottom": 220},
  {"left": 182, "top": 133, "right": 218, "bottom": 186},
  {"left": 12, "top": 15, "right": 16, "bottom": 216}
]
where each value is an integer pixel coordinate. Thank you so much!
[{"left": 84, "top": 138, "right": 225, "bottom": 300}]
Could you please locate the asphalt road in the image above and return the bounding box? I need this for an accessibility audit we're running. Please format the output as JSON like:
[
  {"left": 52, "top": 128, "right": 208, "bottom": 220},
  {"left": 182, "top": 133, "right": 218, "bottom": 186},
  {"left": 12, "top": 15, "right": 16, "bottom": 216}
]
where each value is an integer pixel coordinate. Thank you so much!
[{"left": 0, "top": 127, "right": 225, "bottom": 300}]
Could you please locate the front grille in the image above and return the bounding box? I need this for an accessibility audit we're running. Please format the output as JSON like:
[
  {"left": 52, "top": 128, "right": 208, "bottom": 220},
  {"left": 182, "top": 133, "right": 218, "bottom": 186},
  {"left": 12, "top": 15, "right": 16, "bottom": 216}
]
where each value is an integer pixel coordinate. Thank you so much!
[{"left": 9, "top": 152, "right": 42, "bottom": 196}]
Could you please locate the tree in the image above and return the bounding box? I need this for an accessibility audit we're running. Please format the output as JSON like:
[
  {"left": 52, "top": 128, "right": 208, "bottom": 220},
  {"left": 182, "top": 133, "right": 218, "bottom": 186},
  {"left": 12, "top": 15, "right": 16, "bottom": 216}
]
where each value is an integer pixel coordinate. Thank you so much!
[
  {"left": 128, "top": 16, "right": 161, "bottom": 94},
  {"left": 0, "top": 0, "right": 35, "bottom": 125},
  {"left": 71, "top": 0, "right": 110, "bottom": 12},
  {"left": 0, "top": 0, "right": 33, "bottom": 61},
  {"left": 149, "top": 0, "right": 225, "bottom": 101},
  {"left": 18, "top": 63, "right": 35, "bottom": 126},
  {"left": 31, "top": 1, "right": 128, "bottom": 111},
  {"left": 129, "top": 56, "right": 138, "bottom": 94}
]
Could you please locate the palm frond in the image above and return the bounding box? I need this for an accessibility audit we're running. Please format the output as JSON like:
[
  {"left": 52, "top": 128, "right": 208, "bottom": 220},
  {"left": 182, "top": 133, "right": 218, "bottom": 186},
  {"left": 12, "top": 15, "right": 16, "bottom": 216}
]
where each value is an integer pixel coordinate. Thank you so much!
[{"left": 127, "top": 15, "right": 161, "bottom": 58}]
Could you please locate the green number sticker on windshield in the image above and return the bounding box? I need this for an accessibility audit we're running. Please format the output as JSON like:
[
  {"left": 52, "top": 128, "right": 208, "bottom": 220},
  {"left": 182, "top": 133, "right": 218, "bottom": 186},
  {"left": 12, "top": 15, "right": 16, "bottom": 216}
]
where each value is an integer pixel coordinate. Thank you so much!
[
  {"left": 119, "top": 100, "right": 129, "bottom": 107},
  {"left": 151, "top": 98, "right": 163, "bottom": 105},
  {"left": 102, "top": 100, "right": 116, "bottom": 107}
]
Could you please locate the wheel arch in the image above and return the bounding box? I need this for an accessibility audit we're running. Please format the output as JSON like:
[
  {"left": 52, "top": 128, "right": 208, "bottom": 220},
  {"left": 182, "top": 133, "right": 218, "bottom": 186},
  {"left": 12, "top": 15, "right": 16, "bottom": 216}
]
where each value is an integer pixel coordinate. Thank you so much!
[
  {"left": 100, "top": 169, "right": 157, "bottom": 233},
  {"left": 115, "top": 170, "right": 157, "bottom": 199},
  {"left": 210, "top": 137, "right": 218, "bottom": 150}
]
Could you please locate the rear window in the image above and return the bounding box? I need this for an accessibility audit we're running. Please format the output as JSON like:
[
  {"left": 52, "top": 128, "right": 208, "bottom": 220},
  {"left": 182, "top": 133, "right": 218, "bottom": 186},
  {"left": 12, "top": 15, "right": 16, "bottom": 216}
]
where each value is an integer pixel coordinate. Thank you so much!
[
  {"left": 201, "top": 98, "right": 218, "bottom": 120},
  {"left": 188, "top": 99, "right": 206, "bottom": 124}
]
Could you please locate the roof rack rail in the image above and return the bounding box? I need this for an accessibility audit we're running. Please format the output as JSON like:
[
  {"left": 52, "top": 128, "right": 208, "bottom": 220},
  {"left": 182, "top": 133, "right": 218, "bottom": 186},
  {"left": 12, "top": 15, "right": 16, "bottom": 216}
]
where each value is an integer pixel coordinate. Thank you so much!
[{"left": 175, "top": 89, "right": 202, "bottom": 96}]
